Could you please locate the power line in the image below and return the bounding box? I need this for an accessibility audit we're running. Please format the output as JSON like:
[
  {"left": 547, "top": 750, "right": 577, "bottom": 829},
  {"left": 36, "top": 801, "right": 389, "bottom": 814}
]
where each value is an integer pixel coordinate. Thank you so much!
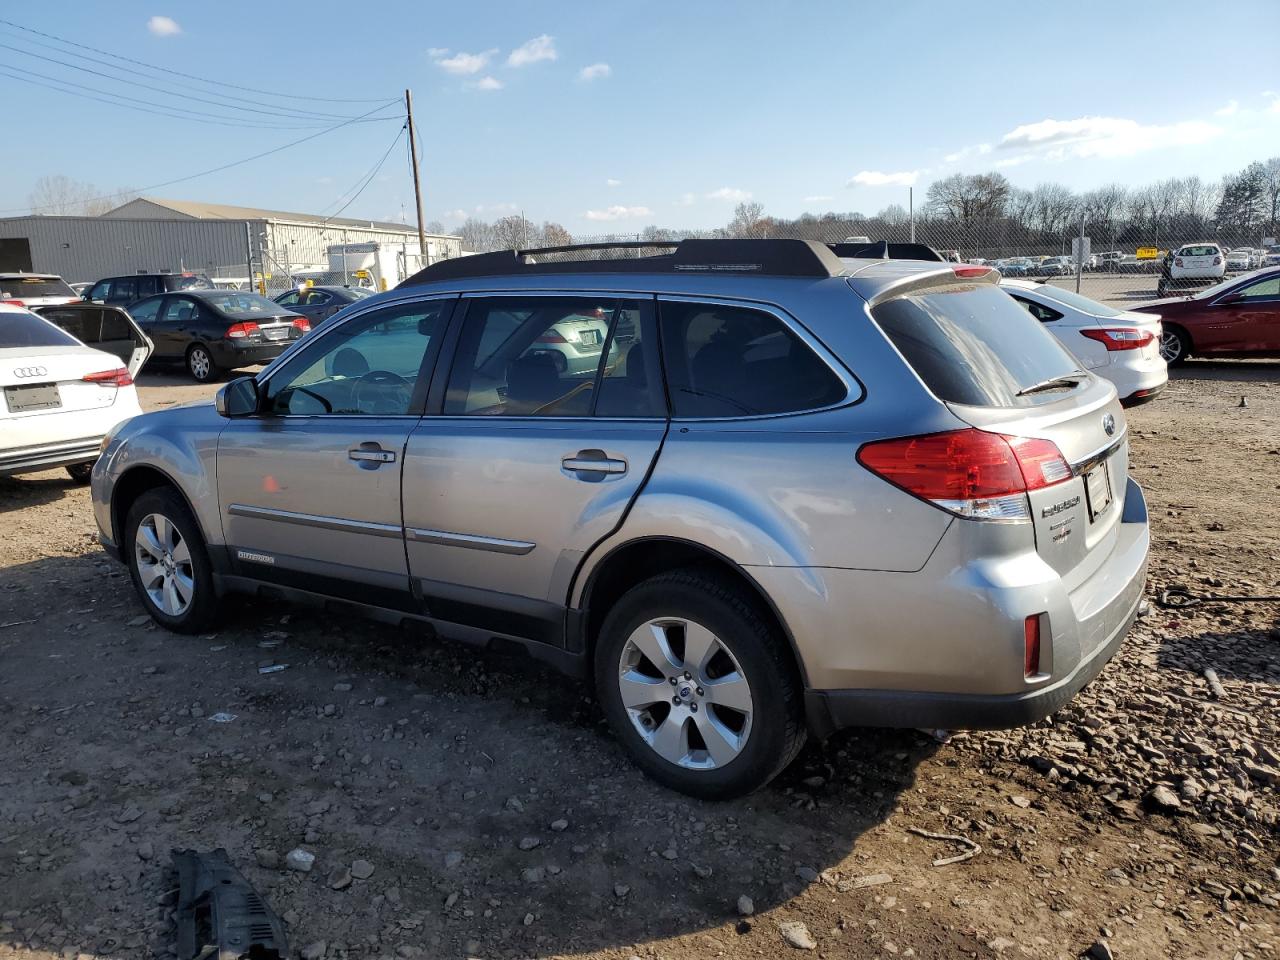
[
  {"left": 0, "top": 63, "right": 364, "bottom": 130},
  {"left": 0, "top": 41, "right": 394, "bottom": 123},
  {"left": 0, "top": 17, "right": 390, "bottom": 104},
  {"left": 319, "top": 124, "right": 408, "bottom": 224},
  {"left": 0, "top": 27, "right": 372, "bottom": 120},
  {"left": 4, "top": 100, "right": 406, "bottom": 216}
]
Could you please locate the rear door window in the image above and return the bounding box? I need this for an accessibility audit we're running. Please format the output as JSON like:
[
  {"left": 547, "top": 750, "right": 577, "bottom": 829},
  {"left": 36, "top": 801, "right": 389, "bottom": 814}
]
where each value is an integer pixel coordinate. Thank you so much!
[
  {"left": 871, "top": 282, "right": 1083, "bottom": 408},
  {"left": 658, "top": 300, "right": 846, "bottom": 417},
  {"left": 1008, "top": 294, "right": 1063, "bottom": 323}
]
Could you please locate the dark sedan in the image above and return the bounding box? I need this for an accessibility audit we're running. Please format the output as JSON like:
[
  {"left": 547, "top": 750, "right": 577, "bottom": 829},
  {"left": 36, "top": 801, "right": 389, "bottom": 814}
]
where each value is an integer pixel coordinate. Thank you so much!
[
  {"left": 1132, "top": 267, "right": 1280, "bottom": 364},
  {"left": 273, "top": 285, "right": 373, "bottom": 329},
  {"left": 127, "top": 290, "right": 311, "bottom": 382}
]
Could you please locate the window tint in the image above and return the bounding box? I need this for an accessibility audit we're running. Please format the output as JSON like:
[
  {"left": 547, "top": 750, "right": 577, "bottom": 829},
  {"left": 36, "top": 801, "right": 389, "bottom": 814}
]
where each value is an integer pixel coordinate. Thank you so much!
[
  {"left": 172, "top": 275, "right": 212, "bottom": 291},
  {"left": 307, "top": 291, "right": 333, "bottom": 306},
  {"left": 0, "top": 276, "right": 76, "bottom": 299},
  {"left": 659, "top": 301, "right": 845, "bottom": 417},
  {"left": 1178, "top": 245, "right": 1219, "bottom": 257},
  {"left": 275, "top": 291, "right": 302, "bottom": 307},
  {"left": 34, "top": 307, "right": 133, "bottom": 344},
  {"left": 445, "top": 297, "right": 649, "bottom": 417},
  {"left": 1009, "top": 294, "right": 1063, "bottom": 323},
  {"left": 265, "top": 301, "right": 446, "bottom": 416},
  {"left": 1031, "top": 284, "right": 1125, "bottom": 317},
  {"left": 159, "top": 298, "right": 198, "bottom": 324},
  {"left": 203, "top": 293, "right": 290, "bottom": 317},
  {"left": 130, "top": 298, "right": 162, "bottom": 324},
  {"left": 872, "top": 283, "right": 1082, "bottom": 408},
  {"left": 594, "top": 302, "right": 662, "bottom": 417},
  {"left": 0, "top": 310, "right": 80, "bottom": 348},
  {"left": 1237, "top": 277, "right": 1280, "bottom": 299},
  {"left": 137, "top": 277, "right": 161, "bottom": 298},
  {"left": 88, "top": 281, "right": 110, "bottom": 301},
  {"left": 111, "top": 278, "right": 137, "bottom": 303}
]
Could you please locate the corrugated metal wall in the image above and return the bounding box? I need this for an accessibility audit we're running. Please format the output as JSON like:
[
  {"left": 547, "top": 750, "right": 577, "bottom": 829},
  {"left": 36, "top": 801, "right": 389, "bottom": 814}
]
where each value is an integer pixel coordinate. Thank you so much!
[{"left": 0, "top": 217, "right": 246, "bottom": 282}]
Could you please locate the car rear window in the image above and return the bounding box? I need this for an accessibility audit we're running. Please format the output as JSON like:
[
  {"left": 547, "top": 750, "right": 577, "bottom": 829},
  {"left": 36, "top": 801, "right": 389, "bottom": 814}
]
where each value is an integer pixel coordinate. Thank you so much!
[
  {"left": 204, "top": 293, "right": 291, "bottom": 317},
  {"left": 171, "top": 275, "right": 213, "bottom": 291},
  {"left": 1031, "top": 284, "right": 1125, "bottom": 318},
  {"left": 1178, "top": 245, "right": 1219, "bottom": 257},
  {"left": 871, "top": 283, "right": 1082, "bottom": 408},
  {"left": 0, "top": 311, "right": 81, "bottom": 348},
  {"left": 0, "top": 276, "right": 76, "bottom": 299}
]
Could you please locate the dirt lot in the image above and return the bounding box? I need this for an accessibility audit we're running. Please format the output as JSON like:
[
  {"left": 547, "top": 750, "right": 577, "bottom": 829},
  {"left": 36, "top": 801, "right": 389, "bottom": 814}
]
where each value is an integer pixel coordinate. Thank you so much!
[{"left": 1, "top": 364, "right": 1277, "bottom": 960}]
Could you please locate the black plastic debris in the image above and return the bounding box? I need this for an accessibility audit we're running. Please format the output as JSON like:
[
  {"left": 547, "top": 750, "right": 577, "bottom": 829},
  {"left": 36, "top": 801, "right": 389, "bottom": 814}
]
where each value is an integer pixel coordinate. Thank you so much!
[{"left": 174, "top": 848, "right": 290, "bottom": 959}]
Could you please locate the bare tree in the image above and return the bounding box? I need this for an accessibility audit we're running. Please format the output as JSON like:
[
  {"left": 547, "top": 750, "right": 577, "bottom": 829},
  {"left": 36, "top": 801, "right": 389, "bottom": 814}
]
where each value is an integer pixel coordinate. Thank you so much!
[
  {"left": 540, "top": 221, "right": 573, "bottom": 247},
  {"left": 728, "top": 201, "right": 766, "bottom": 237},
  {"left": 491, "top": 215, "right": 538, "bottom": 251},
  {"left": 28, "top": 176, "right": 137, "bottom": 216},
  {"left": 925, "top": 173, "right": 1010, "bottom": 224},
  {"left": 457, "top": 217, "right": 496, "bottom": 253},
  {"left": 876, "top": 203, "right": 908, "bottom": 226}
]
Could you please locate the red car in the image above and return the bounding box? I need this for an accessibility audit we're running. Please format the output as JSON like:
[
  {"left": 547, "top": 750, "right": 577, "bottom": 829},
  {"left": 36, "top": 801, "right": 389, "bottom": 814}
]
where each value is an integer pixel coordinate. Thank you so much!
[{"left": 1134, "top": 267, "right": 1280, "bottom": 364}]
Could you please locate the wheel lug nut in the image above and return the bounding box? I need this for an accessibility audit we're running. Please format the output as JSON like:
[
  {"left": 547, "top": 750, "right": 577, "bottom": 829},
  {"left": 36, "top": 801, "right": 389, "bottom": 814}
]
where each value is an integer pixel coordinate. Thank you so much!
[
  {"left": 690, "top": 703, "right": 698, "bottom": 712},
  {"left": 683, "top": 672, "right": 691, "bottom": 680},
  {"left": 669, "top": 677, "right": 677, "bottom": 685},
  {"left": 672, "top": 696, "right": 680, "bottom": 705},
  {"left": 696, "top": 687, "right": 704, "bottom": 696}
]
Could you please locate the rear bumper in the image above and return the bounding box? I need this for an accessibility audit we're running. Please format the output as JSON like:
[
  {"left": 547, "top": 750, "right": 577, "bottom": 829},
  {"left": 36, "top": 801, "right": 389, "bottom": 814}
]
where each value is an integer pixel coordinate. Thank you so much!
[
  {"left": 210, "top": 341, "right": 292, "bottom": 369},
  {"left": 0, "top": 436, "right": 101, "bottom": 477},
  {"left": 768, "top": 478, "right": 1149, "bottom": 737},
  {"left": 1120, "top": 382, "right": 1165, "bottom": 407}
]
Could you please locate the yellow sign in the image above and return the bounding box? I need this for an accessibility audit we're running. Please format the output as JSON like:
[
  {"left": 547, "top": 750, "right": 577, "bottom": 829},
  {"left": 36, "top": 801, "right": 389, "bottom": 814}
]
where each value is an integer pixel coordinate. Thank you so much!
[
  {"left": 354, "top": 269, "right": 371, "bottom": 279},
  {"left": 1136, "top": 247, "right": 1159, "bottom": 260}
]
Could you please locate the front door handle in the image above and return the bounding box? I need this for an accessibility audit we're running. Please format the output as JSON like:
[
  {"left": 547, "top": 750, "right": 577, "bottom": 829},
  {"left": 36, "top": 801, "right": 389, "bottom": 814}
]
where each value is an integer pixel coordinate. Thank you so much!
[
  {"left": 349, "top": 444, "right": 396, "bottom": 467},
  {"left": 562, "top": 449, "right": 627, "bottom": 480}
]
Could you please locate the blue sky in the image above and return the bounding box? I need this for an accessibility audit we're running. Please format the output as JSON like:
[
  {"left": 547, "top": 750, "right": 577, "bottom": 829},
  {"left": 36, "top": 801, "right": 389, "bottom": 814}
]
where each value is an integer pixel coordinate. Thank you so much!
[{"left": 1, "top": 1, "right": 1278, "bottom": 234}]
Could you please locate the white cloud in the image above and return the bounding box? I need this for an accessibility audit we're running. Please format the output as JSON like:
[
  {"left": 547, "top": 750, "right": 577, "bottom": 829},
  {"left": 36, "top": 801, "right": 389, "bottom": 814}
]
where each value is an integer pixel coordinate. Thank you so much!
[
  {"left": 676, "top": 192, "right": 697, "bottom": 207},
  {"left": 943, "top": 143, "right": 992, "bottom": 164},
  {"left": 606, "top": 178, "right": 621, "bottom": 187},
  {"left": 508, "top": 34, "right": 557, "bottom": 67},
  {"left": 1215, "top": 99, "right": 1240, "bottom": 117},
  {"left": 578, "top": 62, "right": 611, "bottom": 82},
  {"left": 441, "top": 208, "right": 468, "bottom": 223},
  {"left": 706, "top": 187, "right": 752, "bottom": 202},
  {"left": 847, "top": 170, "right": 919, "bottom": 187},
  {"left": 147, "top": 15, "right": 181, "bottom": 36},
  {"left": 475, "top": 202, "right": 517, "bottom": 215},
  {"left": 426, "top": 47, "right": 450, "bottom": 57},
  {"left": 994, "top": 154, "right": 1035, "bottom": 169},
  {"left": 584, "top": 205, "right": 652, "bottom": 221},
  {"left": 802, "top": 195, "right": 832, "bottom": 204},
  {"left": 435, "top": 49, "right": 496, "bottom": 75},
  {"left": 997, "top": 115, "right": 1221, "bottom": 159},
  {"left": 475, "top": 76, "right": 503, "bottom": 91}
]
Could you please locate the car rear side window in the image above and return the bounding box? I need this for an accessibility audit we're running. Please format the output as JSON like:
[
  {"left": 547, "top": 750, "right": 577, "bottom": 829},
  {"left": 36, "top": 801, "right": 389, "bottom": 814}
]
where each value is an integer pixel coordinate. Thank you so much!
[
  {"left": 0, "top": 311, "right": 80, "bottom": 348},
  {"left": 659, "top": 300, "right": 845, "bottom": 418},
  {"left": 871, "top": 283, "right": 1082, "bottom": 408}
]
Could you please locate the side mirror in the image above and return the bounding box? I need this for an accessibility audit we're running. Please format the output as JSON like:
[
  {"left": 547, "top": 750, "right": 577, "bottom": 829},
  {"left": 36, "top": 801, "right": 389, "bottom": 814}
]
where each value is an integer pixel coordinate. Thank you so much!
[
  {"left": 1217, "top": 292, "right": 1244, "bottom": 304},
  {"left": 215, "top": 376, "right": 261, "bottom": 418}
]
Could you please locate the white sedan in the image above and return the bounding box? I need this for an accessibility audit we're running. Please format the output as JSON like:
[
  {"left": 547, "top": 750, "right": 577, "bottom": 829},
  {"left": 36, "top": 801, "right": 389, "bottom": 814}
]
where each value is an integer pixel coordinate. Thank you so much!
[
  {"left": 1, "top": 302, "right": 151, "bottom": 482},
  {"left": 1000, "top": 279, "right": 1167, "bottom": 407}
]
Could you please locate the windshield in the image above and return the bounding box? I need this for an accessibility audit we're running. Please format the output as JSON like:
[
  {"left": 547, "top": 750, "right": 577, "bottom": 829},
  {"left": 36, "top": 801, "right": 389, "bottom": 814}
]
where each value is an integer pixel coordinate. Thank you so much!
[
  {"left": 0, "top": 276, "right": 76, "bottom": 299},
  {"left": 872, "top": 283, "right": 1082, "bottom": 408},
  {"left": 173, "top": 275, "right": 213, "bottom": 290},
  {"left": 1033, "top": 284, "right": 1126, "bottom": 317},
  {"left": 0, "top": 310, "right": 81, "bottom": 348},
  {"left": 203, "top": 293, "right": 292, "bottom": 317}
]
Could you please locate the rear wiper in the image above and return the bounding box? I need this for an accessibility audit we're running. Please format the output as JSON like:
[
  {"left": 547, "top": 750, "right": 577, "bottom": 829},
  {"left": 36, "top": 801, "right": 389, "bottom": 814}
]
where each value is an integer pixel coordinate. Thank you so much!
[{"left": 1016, "top": 370, "right": 1088, "bottom": 397}]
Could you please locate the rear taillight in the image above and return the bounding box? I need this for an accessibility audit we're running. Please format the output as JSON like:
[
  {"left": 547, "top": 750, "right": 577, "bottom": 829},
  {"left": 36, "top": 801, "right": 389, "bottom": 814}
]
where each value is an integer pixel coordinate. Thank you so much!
[
  {"left": 857, "top": 428, "right": 1072, "bottom": 522},
  {"left": 291, "top": 317, "right": 311, "bottom": 333},
  {"left": 1024, "top": 615, "right": 1042, "bottom": 677},
  {"left": 536, "top": 330, "right": 568, "bottom": 344},
  {"left": 226, "top": 322, "right": 260, "bottom": 339},
  {"left": 952, "top": 265, "right": 992, "bottom": 279},
  {"left": 82, "top": 367, "right": 133, "bottom": 387},
  {"left": 1079, "top": 328, "right": 1156, "bottom": 351},
  {"left": 1, "top": 298, "right": 23, "bottom": 307}
]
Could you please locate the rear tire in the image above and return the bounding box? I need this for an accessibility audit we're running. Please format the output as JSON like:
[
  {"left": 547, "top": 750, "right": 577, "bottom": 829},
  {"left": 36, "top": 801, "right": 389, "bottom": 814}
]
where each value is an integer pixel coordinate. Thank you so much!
[
  {"left": 186, "top": 345, "right": 218, "bottom": 383},
  {"left": 594, "top": 568, "right": 807, "bottom": 799},
  {"left": 124, "top": 488, "right": 219, "bottom": 633},
  {"left": 1160, "top": 325, "right": 1191, "bottom": 366},
  {"left": 65, "top": 462, "right": 94, "bottom": 484}
]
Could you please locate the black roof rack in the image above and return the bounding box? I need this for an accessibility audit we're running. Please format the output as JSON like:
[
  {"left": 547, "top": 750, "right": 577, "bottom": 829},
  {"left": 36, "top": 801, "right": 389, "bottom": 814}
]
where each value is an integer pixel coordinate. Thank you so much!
[
  {"left": 401, "top": 238, "right": 848, "bottom": 284},
  {"left": 828, "top": 241, "right": 944, "bottom": 262}
]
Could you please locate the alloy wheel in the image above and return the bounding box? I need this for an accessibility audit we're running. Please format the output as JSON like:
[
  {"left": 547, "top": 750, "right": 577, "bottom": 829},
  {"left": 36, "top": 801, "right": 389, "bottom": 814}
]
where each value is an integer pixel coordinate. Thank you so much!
[
  {"left": 616, "top": 618, "right": 753, "bottom": 769},
  {"left": 134, "top": 513, "right": 195, "bottom": 616},
  {"left": 1159, "top": 330, "right": 1183, "bottom": 363},
  {"left": 189, "top": 348, "right": 211, "bottom": 380}
]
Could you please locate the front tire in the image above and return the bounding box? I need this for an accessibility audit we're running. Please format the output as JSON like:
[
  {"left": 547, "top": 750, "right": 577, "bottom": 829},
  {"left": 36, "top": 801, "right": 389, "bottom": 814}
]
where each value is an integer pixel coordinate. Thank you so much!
[
  {"left": 1160, "top": 325, "right": 1191, "bottom": 366},
  {"left": 186, "top": 344, "right": 218, "bottom": 383},
  {"left": 594, "top": 569, "right": 806, "bottom": 799},
  {"left": 124, "top": 488, "right": 219, "bottom": 633},
  {"left": 65, "top": 462, "right": 94, "bottom": 484}
]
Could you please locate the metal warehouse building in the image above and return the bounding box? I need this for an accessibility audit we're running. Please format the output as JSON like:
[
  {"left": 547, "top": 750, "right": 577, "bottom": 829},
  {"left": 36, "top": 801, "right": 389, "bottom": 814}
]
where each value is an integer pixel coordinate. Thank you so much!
[{"left": 0, "top": 196, "right": 462, "bottom": 290}]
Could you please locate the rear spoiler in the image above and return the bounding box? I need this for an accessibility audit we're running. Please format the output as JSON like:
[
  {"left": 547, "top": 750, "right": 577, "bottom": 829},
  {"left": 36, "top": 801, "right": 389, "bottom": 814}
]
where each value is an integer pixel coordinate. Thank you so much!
[{"left": 827, "top": 241, "right": 945, "bottom": 262}]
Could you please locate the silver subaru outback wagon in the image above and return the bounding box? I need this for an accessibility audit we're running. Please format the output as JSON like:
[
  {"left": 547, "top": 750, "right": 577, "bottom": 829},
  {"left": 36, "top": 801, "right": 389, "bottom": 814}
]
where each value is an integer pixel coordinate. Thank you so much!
[{"left": 91, "top": 239, "right": 1149, "bottom": 799}]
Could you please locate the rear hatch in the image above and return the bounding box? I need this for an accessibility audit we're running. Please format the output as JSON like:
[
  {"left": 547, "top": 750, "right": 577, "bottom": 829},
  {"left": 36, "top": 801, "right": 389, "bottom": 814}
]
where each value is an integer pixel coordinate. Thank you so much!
[
  {"left": 1174, "top": 246, "right": 1220, "bottom": 273},
  {"left": 1, "top": 312, "right": 135, "bottom": 421},
  {"left": 867, "top": 277, "right": 1128, "bottom": 583},
  {"left": 33, "top": 303, "right": 153, "bottom": 376}
]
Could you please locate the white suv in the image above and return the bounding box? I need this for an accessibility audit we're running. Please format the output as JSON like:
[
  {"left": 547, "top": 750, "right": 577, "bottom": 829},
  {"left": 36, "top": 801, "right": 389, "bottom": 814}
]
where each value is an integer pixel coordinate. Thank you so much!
[{"left": 1161, "top": 243, "right": 1224, "bottom": 295}]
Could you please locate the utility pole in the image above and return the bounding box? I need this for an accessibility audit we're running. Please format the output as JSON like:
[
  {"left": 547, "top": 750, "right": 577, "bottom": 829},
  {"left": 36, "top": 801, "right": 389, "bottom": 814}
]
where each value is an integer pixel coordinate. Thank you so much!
[
  {"left": 908, "top": 187, "right": 915, "bottom": 243},
  {"left": 405, "top": 88, "right": 427, "bottom": 266}
]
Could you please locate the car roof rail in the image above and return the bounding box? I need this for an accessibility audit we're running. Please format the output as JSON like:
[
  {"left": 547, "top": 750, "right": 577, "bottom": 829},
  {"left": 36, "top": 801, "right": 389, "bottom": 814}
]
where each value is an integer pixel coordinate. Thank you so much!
[
  {"left": 827, "top": 241, "right": 945, "bottom": 262},
  {"left": 401, "top": 238, "right": 848, "bottom": 284}
]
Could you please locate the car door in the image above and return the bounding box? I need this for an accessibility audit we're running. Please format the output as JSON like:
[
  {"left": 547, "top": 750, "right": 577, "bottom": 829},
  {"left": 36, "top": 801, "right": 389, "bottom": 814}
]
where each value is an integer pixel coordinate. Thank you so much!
[
  {"left": 1221, "top": 275, "right": 1280, "bottom": 352},
  {"left": 156, "top": 296, "right": 202, "bottom": 358},
  {"left": 127, "top": 296, "right": 167, "bottom": 357},
  {"left": 215, "top": 297, "right": 453, "bottom": 604},
  {"left": 401, "top": 294, "right": 667, "bottom": 643},
  {"left": 32, "top": 304, "right": 153, "bottom": 375}
]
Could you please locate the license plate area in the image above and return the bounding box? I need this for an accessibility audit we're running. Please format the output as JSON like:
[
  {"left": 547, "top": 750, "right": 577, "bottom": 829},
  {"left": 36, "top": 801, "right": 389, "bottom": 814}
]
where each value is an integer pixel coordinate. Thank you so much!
[
  {"left": 4, "top": 383, "right": 62, "bottom": 413},
  {"left": 578, "top": 329, "right": 601, "bottom": 346},
  {"left": 262, "top": 326, "right": 288, "bottom": 341},
  {"left": 1084, "top": 461, "right": 1113, "bottom": 521}
]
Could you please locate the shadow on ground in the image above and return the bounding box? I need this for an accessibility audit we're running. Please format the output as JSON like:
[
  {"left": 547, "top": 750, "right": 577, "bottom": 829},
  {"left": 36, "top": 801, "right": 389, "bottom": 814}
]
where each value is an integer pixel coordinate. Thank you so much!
[
  {"left": 0, "top": 551, "right": 945, "bottom": 959},
  {"left": 0, "top": 473, "right": 80, "bottom": 515}
]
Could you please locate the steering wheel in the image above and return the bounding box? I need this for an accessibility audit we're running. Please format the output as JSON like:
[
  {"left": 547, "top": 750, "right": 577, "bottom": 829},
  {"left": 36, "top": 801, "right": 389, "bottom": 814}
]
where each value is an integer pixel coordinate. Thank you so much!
[{"left": 352, "top": 370, "right": 412, "bottom": 414}]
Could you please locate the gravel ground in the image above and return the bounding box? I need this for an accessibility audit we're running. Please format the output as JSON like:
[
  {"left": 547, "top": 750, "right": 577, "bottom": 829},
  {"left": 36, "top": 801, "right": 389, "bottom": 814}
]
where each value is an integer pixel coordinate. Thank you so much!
[{"left": 0, "top": 363, "right": 1277, "bottom": 960}]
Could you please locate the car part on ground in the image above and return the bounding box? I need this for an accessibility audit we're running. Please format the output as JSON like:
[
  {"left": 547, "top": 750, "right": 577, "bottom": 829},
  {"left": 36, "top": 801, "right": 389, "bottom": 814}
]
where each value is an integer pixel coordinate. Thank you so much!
[
  {"left": 173, "top": 848, "right": 289, "bottom": 960},
  {"left": 94, "top": 239, "right": 1150, "bottom": 798}
]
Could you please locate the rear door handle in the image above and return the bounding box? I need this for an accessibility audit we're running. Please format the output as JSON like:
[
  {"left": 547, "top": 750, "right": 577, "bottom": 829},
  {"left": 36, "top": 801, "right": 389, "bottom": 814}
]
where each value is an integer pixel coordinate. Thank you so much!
[
  {"left": 349, "top": 445, "right": 396, "bottom": 466},
  {"left": 562, "top": 449, "right": 627, "bottom": 478}
]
